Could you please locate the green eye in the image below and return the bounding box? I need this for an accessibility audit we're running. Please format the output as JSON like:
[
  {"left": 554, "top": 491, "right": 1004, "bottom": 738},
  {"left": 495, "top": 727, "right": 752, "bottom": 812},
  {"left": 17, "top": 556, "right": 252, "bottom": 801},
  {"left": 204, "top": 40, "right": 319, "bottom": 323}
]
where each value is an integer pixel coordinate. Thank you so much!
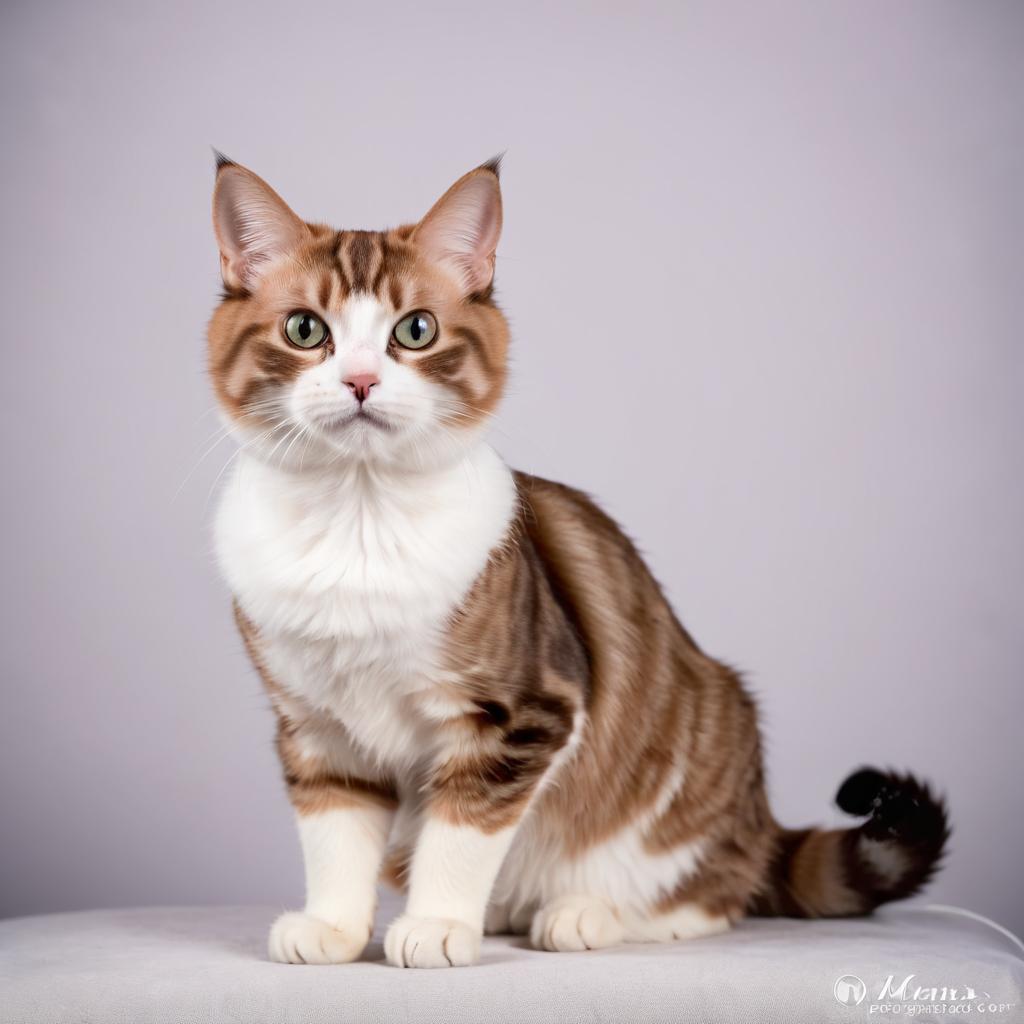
[
  {"left": 393, "top": 311, "right": 438, "bottom": 350},
  {"left": 284, "top": 311, "right": 329, "bottom": 349}
]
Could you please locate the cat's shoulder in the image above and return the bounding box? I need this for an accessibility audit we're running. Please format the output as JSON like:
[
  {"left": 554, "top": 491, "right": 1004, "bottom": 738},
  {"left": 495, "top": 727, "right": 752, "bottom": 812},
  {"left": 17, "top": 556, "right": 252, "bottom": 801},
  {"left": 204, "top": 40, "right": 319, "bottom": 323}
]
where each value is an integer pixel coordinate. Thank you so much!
[{"left": 512, "top": 470, "right": 631, "bottom": 542}]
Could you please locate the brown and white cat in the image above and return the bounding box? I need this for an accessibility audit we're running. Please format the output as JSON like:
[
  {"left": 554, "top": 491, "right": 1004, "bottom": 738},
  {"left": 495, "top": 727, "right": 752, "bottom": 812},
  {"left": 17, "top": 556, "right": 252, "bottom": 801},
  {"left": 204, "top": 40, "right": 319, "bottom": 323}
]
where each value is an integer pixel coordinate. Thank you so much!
[{"left": 208, "top": 156, "right": 948, "bottom": 968}]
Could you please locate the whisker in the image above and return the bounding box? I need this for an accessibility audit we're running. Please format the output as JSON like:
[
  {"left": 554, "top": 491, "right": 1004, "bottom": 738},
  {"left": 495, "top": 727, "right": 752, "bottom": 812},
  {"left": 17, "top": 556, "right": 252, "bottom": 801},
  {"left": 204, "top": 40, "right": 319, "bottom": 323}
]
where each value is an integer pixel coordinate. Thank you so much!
[
  {"left": 280, "top": 423, "right": 311, "bottom": 468},
  {"left": 203, "top": 420, "right": 283, "bottom": 511},
  {"left": 172, "top": 424, "right": 239, "bottom": 504}
]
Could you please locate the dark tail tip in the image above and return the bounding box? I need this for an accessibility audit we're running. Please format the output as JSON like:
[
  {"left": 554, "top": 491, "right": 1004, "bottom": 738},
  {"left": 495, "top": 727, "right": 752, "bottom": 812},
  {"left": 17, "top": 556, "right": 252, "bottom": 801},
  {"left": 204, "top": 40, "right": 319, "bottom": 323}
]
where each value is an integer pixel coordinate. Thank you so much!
[
  {"left": 837, "top": 766, "right": 950, "bottom": 851},
  {"left": 834, "top": 766, "right": 951, "bottom": 908},
  {"left": 836, "top": 767, "right": 890, "bottom": 816}
]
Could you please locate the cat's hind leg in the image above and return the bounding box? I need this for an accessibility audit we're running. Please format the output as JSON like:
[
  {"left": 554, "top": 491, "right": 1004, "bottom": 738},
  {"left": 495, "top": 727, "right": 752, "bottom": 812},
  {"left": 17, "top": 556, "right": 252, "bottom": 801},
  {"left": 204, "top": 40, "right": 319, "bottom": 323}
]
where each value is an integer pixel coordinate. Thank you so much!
[
  {"left": 528, "top": 897, "right": 731, "bottom": 951},
  {"left": 621, "top": 902, "right": 731, "bottom": 943},
  {"left": 529, "top": 895, "right": 625, "bottom": 952}
]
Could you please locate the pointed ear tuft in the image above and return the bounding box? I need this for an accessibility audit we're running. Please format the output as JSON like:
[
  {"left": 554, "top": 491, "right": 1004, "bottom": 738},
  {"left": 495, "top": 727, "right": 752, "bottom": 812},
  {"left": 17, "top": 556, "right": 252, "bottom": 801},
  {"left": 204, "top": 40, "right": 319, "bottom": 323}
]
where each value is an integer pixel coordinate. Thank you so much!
[
  {"left": 481, "top": 153, "right": 504, "bottom": 179},
  {"left": 413, "top": 163, "right": 503, "bottom": 296},
  {"left": 212, "top": 148, "right": 235, "bottom": 171},
  {"left": 212, "top": 161, "right": 308, "bottom": 292}
]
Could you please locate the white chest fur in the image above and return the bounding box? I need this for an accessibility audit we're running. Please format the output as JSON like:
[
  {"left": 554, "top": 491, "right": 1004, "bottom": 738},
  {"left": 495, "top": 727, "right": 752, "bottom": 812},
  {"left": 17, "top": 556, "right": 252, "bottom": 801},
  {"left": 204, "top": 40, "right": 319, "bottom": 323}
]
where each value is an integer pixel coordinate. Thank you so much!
[{"left": 215, "top": 444, "right": 517, "bottom": 770}]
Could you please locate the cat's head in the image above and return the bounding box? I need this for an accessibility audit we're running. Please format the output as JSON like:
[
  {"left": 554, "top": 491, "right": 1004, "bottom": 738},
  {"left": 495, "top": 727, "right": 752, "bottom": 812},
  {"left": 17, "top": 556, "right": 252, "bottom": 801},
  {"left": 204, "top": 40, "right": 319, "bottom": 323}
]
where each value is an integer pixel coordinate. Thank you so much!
[{"left": 207, "top": 156, "right": 508, "bottom": 473}]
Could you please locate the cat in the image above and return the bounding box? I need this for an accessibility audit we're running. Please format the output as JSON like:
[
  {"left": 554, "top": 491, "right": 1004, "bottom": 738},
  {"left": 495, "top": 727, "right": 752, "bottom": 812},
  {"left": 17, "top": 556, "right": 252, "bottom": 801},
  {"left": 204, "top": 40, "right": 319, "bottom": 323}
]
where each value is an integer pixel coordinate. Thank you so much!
[{"left": 207, "top": 155, "right": 948, "bottom": 968}]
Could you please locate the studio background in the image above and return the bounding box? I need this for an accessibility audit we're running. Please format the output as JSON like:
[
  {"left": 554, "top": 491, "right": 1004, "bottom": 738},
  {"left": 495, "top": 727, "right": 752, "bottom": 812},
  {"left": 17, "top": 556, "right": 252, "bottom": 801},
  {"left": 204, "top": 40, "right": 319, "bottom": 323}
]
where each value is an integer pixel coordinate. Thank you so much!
[{"left": 2, "top": 1, "right": 1021, "bottom": 932}]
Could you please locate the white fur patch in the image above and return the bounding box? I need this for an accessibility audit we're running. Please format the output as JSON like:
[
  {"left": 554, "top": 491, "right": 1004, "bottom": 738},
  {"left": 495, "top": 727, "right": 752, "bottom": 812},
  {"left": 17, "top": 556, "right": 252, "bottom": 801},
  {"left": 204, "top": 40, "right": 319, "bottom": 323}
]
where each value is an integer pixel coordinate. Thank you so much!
[
  {"left": 494, "top": 817, "right": 706, "bottom": 921},
  {"left": 298, "top": 806, "right": 392, "bottom": 929},
  {"left": 404, "top": 818, "right": 518, "bottom": 930},
  {"left": 267, "top": 804, "right": 393, "bottom": 965},
  {"left": 858, "top": 836, "right": 910, "bottom": 884},
  {"left": 384, "top": 818, "right": 517, "bottom": 968},
  {"left": 215, "top": 442, "right": 516, "bottom": 775}
]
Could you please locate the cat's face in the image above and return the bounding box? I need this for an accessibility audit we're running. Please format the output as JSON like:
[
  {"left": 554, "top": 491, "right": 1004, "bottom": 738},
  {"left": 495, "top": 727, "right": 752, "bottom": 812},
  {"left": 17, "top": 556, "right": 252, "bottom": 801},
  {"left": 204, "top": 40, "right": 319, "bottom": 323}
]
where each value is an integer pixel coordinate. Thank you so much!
[{"left": 207, "top": 158, "right": 508, "bottom": 473}]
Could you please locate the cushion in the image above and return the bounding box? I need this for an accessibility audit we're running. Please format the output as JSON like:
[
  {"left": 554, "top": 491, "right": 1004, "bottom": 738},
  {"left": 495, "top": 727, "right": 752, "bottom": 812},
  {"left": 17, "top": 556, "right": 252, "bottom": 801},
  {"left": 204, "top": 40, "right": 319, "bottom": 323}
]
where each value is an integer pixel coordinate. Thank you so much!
[{"left": 1, "top": 890, "right": 1021, "bottom": 1023}]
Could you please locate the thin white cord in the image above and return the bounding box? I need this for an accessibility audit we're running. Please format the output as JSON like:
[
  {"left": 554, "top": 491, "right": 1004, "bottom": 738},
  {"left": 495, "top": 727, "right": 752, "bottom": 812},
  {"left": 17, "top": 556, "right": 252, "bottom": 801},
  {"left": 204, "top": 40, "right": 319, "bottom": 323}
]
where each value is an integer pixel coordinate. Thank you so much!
[{"left": 914, "top": 904, "right": 1024, "bottom": 957}]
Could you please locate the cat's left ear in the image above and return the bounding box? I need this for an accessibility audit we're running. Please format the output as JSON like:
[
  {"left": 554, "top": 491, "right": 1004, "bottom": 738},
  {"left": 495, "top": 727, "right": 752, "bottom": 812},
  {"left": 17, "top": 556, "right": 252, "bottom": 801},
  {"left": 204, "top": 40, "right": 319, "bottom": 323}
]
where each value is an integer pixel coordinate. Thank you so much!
[{"left": 413, "top": 159, "right": 503, "bottom": 296}]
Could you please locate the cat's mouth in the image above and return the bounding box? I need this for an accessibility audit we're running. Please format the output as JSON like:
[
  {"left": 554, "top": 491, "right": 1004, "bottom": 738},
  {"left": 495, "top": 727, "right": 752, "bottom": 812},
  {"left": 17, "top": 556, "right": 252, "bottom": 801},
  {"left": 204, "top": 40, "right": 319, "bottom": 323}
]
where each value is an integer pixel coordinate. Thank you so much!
[
  {"left": 318, "top": 407, "right": 395, "bottom": 435},
  {"left": 356, "top": 407, "right": 394, "bottom": 432}
]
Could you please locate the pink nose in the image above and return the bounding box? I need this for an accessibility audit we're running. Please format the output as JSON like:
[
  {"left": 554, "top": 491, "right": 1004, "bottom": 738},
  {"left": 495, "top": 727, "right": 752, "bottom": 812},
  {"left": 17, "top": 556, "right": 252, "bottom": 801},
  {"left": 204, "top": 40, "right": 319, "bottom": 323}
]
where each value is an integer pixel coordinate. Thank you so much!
[{"left": 343, "top": 373, "right": 379, "bottom": 403}]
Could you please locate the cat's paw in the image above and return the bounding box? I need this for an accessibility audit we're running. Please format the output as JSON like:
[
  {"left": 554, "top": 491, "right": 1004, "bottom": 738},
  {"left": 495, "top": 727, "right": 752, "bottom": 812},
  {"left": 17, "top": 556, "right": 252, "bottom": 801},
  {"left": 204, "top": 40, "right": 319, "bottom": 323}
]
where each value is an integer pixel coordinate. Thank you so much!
[
  {"left": 268, "top": 911, "right": 369, "bottom": 965},
  {"left": 530, "top": 895, "right": 625, "bottom": 952},
  {"left": 384, "top": 914, "right": 481, "bottom": 968}
]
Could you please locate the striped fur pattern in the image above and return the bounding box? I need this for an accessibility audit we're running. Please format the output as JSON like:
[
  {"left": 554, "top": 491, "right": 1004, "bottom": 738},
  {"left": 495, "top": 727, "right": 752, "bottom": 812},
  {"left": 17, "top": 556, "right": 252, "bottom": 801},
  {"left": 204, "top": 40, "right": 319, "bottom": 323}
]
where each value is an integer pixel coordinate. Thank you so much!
[{"left": 207, "top": 158, "right": 949, "bottom": 967}]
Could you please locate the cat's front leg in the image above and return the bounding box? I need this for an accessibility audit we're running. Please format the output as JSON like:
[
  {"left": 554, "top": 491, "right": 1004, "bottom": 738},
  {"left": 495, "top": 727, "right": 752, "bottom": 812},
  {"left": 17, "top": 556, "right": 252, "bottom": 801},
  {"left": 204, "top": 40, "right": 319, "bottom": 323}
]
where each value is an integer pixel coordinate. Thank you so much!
[
  {"left": 383, "top": 816, "right": 518, "bottom": 968},
  {"left": 268, "top": 711, "right": 397, "bottom": 965},
  {"left": 384, "top": 698, "right": 578, "bottom": 968}
]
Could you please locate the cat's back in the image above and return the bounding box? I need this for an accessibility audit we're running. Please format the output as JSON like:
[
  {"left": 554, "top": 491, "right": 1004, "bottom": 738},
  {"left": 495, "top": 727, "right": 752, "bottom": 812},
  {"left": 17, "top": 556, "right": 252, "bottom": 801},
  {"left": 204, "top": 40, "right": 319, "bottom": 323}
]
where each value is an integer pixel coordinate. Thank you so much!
[{"left": 513, "top": 470, "right": 687, "bottom": 643}]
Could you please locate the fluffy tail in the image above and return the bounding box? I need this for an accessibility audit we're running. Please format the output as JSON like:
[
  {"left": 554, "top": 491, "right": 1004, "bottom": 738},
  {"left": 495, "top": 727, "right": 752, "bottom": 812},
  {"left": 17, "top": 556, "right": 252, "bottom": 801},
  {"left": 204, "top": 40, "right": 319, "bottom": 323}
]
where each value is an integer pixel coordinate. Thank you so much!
[{"left": 750, "top": 767, "right": 950, "bottom": 918}]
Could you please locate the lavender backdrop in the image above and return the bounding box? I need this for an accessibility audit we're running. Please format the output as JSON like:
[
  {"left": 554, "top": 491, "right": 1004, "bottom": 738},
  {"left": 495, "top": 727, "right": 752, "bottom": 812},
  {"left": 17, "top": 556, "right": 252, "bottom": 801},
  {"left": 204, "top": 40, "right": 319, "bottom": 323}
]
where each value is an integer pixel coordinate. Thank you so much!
[{"left": 1, "top": 1, "right": 1021, "bottom": 933}]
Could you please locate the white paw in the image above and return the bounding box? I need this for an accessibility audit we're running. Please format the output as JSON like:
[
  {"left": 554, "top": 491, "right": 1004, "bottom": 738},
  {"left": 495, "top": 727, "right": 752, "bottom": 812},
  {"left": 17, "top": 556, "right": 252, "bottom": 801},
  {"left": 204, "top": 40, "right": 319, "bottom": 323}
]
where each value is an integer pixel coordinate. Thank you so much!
[
  {"left": 530, "top": 895, "right": 625, "bottom": 952},
  {"left": 384, "top": 914, "right": 481, "bottom": 968},
  {"left": 268, "top": 911, "right": 369, "bottom": 965}
]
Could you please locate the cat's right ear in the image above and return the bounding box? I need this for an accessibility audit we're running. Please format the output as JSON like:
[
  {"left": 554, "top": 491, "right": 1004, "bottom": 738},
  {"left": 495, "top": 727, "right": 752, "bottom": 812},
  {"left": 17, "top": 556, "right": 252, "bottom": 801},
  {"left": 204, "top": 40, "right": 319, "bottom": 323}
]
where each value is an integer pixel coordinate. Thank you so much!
[{"left": 212, "top": 154, "right": 309, "bottom": 292}]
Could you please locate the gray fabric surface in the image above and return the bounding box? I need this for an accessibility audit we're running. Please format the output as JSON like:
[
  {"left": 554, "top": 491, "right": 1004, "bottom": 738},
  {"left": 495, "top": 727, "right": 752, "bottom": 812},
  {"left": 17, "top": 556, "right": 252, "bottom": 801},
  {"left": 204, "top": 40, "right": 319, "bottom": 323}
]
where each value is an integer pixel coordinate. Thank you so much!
[{"left": 2, "top": 891, "right": 1022, "bottom": 1024}]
